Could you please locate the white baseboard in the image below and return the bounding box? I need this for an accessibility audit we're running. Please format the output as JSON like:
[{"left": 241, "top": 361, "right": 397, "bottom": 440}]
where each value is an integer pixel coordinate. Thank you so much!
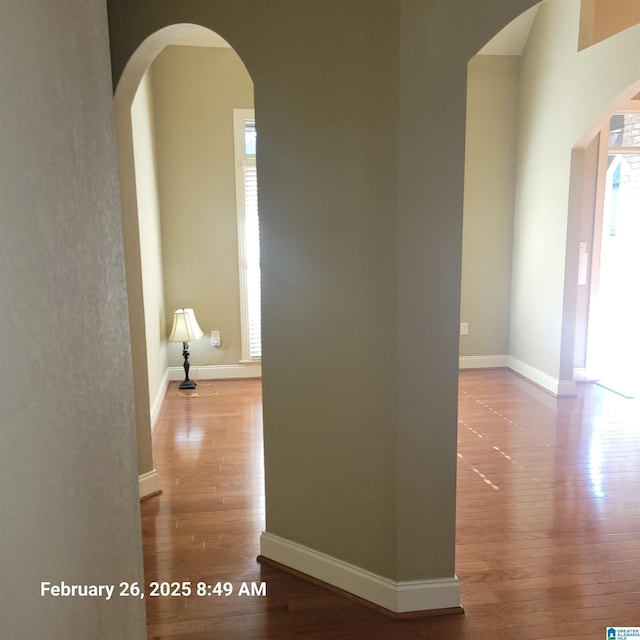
[
  {"left": 138, "top": 468, "right": 160, "bottom": 499},
  {"left": 150, "top": 370, "right": 169, "bottom": 433},
  {"left": 459, "top": 355, "right": 509, "bottom": 369},
  {"left": 259, "top": 532, "right": 460, "bottom": 614},
  {"left": 168, "top": 363, "right": 262, "bottom": 381},
  {"left": 459, "top": 354, "right": 577, "bottom": 397},
  {"left": 573, "top": 367, "right": 589, "bottom": 382},
  {"left": 507, "top": 356, "right": 576, "bottom": 397},
  {"left": 556, "top": 379, "right": 578, "bottom": 396}
]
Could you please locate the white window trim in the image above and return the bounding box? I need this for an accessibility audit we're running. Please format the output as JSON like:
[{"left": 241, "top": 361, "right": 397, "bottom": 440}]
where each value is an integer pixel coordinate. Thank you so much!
[{"left": 233, "top": 108, "right": 261, "bottom": 362}]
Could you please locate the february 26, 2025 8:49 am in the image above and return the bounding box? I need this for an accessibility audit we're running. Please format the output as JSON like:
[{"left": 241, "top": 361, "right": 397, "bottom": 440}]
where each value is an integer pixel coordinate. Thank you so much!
[{"left": 40, "top": 580, "right": 267, "bottom": 601}]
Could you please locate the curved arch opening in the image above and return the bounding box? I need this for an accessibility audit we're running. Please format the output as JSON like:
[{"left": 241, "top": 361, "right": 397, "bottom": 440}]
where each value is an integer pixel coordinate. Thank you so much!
[
  {"left": 573, "top": 86, "right": 640, "bottom": 396},
  {"left": 463, "top": 0, "right": 640, "bottom": 396},
  {"left": 461, "top": 5, "right": 540, "bottom": 378},
  {"left": 113, "top": 24, "right": 259, "bottom": 495}
]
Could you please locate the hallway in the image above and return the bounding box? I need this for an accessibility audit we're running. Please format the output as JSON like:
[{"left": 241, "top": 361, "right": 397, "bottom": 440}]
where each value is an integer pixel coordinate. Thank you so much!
[{"left": 142, "top": 371, "right": 640, "bottom": 639}]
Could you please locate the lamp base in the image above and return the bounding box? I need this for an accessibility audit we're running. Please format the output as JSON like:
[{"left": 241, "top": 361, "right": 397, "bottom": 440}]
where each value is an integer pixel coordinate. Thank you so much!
[{"left": 179, "top": 379, "right": 197, "bottom": 390}]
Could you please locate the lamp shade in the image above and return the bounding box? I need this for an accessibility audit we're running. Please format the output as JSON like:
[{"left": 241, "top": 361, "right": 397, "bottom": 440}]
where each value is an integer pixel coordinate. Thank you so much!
[{"left": 168, "top": 308, "right": 204, "bottom": 343}]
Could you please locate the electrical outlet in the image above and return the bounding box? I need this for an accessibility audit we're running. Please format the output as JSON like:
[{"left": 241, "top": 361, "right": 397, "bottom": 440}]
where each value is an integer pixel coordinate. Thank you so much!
[
  {"left": 460, "top": 322, "right": 469, "bottom": 336},
  {"left": 210, "top": 330, "right": 221, "bottom": 347}
]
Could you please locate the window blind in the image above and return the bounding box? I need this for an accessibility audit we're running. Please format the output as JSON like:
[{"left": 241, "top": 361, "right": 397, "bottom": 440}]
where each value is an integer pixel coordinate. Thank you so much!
[{"left": 243, "top": 161, "right": 261, "bottom": 358}]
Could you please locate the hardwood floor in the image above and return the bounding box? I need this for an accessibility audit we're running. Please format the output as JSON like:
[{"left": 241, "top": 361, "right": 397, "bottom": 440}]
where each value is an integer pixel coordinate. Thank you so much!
[{"left": 142, "top": 371, "right": 640, "bottom": 639}]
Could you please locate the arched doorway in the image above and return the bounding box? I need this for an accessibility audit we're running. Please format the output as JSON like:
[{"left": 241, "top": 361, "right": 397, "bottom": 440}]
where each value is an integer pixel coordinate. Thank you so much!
[
  {"left": 113, "top": 24, "right": 258, "bottom": 496},
  {"left": 463, "top": 0, "right": 640, "bottom": 396},
  {"left": 578, "top": 94, "right": 640, "bottom": 397}
]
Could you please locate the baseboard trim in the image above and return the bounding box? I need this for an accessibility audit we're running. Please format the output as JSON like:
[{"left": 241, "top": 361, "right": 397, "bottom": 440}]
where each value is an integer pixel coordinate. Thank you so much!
[
  {"left": 459, "top": 355, "right": 509, "bottom": 369},
  {"left": 138, "top": 468, "right": 161, "bottom": 499},
  {"left": 573, "top": 367, "right": 588, "bottom": 382},
  {"left": 459, "top": 355, "right": 577, "bottom": 397},
  {"left": 507, "top": 356, "right": 577, "bottom": 397},
  {"left": 168, "top": 363, "right": 262, "bottom": 381},
  {"left": 259, "top": 532, "right": 461, "bottom": 614},
  {"left": 556, "top": 379, "right": 578, "bottom": 396}
]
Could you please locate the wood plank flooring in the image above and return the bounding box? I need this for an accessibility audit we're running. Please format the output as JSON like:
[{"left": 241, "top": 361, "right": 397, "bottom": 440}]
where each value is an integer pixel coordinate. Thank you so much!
[{"left": 142, "top": 371, "right": 640, "bottom": 639}]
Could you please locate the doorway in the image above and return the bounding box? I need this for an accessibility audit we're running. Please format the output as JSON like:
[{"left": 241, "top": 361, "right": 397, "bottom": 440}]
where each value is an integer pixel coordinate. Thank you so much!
[
  {"left": 587, "top": 108, "right": 640, "bottom": 398},
  {"left": 113, "top": 23, "right": 261, "bottom": 496}
]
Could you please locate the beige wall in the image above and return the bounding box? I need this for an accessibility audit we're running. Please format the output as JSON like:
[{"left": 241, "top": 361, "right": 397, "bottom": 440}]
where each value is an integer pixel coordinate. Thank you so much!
[
  {"left": 132, "top": 69, "right": 168, "bottom": 422},
  {"left": 255, "top": 4, "right": 401, "bottom": 578},
  {"left": 0, "top": 0, "right": 146, "bottom": 636},
  {"left": 116, "top": 70, "right": 156, "bottom": 478},
  {"left": 150, "top": 45, "right": 254, "bottom": 370},
  {"left": 462, "top": 55, "right": 520, "bottom": 358}
]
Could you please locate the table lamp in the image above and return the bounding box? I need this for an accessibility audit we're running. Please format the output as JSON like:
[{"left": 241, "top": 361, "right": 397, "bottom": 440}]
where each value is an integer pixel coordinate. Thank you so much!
[{"left": 168, "top": 308, "right": 204, "bottom": 389}]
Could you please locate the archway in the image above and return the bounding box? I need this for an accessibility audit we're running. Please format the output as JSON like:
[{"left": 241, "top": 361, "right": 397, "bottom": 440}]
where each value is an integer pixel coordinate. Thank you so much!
[
  {"left": 463, "top": 0, "right": 640, "bottom": 396},
  {"left": 571, "top": 85, "right": 640, "bottom": 396},
  {"left": 113, "top": 24, "right": 257, "bottom": 497}
]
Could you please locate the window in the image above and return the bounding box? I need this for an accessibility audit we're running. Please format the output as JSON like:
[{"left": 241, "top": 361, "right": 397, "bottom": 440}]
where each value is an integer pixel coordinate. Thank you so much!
[{"left": 234, "top": 109, "right": 261, "bottom": 361}]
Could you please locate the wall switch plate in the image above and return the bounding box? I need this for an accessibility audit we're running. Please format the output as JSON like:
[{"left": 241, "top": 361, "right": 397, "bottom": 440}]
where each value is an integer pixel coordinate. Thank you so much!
[
  {"left": 460, "top": 322, "right": 469, "bottom": 336},
  {"left": 211, "top": 330, "right": 221, "bottom": 347}
]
